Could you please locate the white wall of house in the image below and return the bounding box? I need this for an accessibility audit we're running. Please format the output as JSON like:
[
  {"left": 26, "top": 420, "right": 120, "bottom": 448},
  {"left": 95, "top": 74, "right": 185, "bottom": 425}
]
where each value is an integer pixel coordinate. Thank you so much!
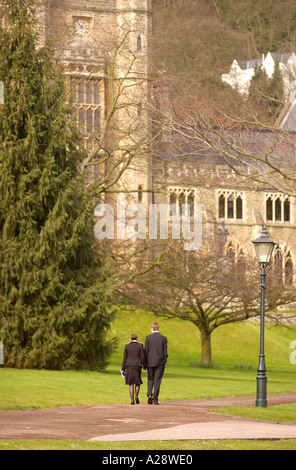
[{"left": 222, "top": 52, "right": 296, "bottom": 98}]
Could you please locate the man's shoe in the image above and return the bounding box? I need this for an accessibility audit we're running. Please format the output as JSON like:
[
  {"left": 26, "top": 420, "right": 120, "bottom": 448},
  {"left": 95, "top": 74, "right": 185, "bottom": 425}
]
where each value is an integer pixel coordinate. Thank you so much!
[
  {"left": 147, "top": 396, "right": 153, "bottom": 404},
  {"left": 135, "top": 398, "right": 140, "bottom": 404},
  {"left": 153, "top": 400, "right": 159, "bottom": 405}
]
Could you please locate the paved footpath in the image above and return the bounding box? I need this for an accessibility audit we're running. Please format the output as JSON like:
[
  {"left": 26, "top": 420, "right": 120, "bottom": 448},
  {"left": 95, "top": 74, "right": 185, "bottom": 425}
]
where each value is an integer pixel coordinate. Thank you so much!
[{"left": 0, "top": 393, "right": 296, "bottom": 442}]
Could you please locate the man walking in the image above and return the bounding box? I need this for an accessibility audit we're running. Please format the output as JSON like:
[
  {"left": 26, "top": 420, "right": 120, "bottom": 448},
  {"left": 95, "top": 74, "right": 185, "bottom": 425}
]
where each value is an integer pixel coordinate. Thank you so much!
[{"left": 145, "top": 322, "right": 168, "bottom": 405}]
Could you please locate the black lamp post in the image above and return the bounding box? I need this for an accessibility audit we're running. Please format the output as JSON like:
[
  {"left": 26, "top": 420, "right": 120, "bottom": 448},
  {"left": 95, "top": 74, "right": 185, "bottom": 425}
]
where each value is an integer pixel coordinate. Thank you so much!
[{"left": 252, "top": 225, "right": 275, "bottom": 408}]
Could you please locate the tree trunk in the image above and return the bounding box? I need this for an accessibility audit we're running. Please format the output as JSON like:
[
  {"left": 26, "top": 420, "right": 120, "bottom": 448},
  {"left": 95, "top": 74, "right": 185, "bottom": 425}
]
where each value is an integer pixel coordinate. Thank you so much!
[{"left": 200, "top": 329, "right": 212, "bottom": 367}]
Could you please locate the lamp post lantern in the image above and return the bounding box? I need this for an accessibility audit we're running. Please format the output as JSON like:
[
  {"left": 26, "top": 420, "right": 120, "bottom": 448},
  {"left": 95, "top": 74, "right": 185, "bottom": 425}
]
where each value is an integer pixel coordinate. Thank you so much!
[{"left": 252, "top": 225, "right": 275, "bottom": 408}]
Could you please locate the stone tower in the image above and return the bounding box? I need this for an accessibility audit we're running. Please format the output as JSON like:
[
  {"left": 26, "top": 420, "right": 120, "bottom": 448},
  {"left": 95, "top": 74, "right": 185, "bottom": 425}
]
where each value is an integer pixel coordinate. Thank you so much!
[{"left": 35, "top": 0, "right": 152, "bottom": 201}]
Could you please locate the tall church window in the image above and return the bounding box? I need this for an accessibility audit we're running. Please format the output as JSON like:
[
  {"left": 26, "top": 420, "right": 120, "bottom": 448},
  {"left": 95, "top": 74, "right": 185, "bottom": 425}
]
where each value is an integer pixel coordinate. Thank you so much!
[
  {"left": 169, "top": 192, "right": 177, "bottom": 216},
  {"left": 179, "top": 192, "right": 186, "bottom": 215},
  {"left": 218, "top": 190, "right": 244, "bottom": 220},
  {"left": 188, "top": 192, "right": 195, "bottom": 217},
  {"left": 275, "top": 197, "right": 281, "bottom": 221},
  {"left": 266, "top": 197, "right": 273, "bottom": 221},
  {"left": 69, "top": 76, "right": 103, "bottom": 182},
  {"left": 265, "top": 193, "right": 291, "bottom": 223},
  {"left": 70, "top": 77, "right": 102, "bottom": 149},
  {"left": 236, "top": 196, "right": 243, "bottom": 219},
  {"left": 219, "top": 194, "right": 225, "bottom": 218},
  {"left": 284, "top": 198, "right": 290, "bottom": 222},
  {"left": 137, "top": 35, "right": 142, "bottom": 52},
  {"left": 138, "top": 184, "right": 143, "bottom": 203},
  {"left": 227, "top": 194, "right": 234, "bottom": 219}
]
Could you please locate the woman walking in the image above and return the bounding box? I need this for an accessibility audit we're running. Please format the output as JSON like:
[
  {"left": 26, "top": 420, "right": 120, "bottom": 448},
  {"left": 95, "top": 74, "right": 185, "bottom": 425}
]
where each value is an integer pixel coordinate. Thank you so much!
[{"left": 122, "top": 334, "right": 146, "bottom": 404}]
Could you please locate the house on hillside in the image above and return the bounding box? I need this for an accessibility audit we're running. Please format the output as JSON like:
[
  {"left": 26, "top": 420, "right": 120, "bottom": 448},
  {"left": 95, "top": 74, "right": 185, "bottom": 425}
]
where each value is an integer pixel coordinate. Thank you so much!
[{"left": 222, "top": 52, "right": 296, "bottom": 97}]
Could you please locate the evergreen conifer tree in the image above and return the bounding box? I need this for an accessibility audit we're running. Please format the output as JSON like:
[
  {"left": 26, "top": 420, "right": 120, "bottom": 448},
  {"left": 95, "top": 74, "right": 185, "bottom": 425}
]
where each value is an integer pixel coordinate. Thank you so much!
[
  {"left": 0, "top": 0, "right": 116, "bottom": 369},
  {"left": 268, "top": 61, "right": 284, "bottom": 118},
  {"left": 248, "top": 62, "right": 284, "bottom": 124},
  {"left": 248, "top": 64, "right": 270, "bottom": 111}
]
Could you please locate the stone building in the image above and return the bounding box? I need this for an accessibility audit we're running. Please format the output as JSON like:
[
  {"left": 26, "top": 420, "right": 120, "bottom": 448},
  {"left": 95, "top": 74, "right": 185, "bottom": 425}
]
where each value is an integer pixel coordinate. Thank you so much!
[
  {"left": 152, "top": 129, "right": 296, "bottom": 284},
  {"left": 31, "top": 1, "right": 296, "bottom": 282},
  {"left": 35, "top": 0, "right": 152, "bottom": 199}
]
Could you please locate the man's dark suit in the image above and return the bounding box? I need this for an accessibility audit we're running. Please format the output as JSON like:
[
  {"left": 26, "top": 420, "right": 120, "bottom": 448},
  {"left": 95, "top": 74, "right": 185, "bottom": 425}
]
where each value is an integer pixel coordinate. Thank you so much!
[{"left": 145, "top": 332, "right": 168, "bottom": 403}]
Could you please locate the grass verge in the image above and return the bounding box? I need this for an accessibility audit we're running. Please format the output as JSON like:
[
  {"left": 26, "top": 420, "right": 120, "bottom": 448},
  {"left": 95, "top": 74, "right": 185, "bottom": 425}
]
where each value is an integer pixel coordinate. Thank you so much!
[
  {"left": 212, "top": 403, "right": 296, "bottom": 423},
  {"left": 0, "top": 438, "right": 296, "bottom": 450}
]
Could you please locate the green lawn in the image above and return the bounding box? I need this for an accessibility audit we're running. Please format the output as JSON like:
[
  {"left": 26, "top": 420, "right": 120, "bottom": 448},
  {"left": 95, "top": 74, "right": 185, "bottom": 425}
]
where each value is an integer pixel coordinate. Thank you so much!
[
  {"left": 213, "top": 403, "right": 296, "bottom": 423},
  {"left": 1, "top": 308, "right": 296, "bottom": 450},
  {"left": 1, "top": 309, "right": 296, "bottom": 409},
  {"left": 1, "top": 438, "right": 296, "bottom": 450}
]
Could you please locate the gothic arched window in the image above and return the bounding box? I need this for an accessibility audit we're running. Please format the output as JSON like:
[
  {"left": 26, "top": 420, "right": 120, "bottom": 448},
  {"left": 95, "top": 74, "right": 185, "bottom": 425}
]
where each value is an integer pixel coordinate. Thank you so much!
[
  {"left": 285, "top": 252, "right": 293, "bottom": 285},
  {"left": 270, "top": 245, "right": 294, "bottom": 285},
  {"left": 265, "top": 193, "right": 291, "bottom": 223},
  {"left": 218, "top": 190, "right": 244, "bottom": 220},
  {"left": 168, "top": 187, "right": 197, "bottom": 217},
  {"left": 225, "top": 240, "right": 246, "bottom": 280}
]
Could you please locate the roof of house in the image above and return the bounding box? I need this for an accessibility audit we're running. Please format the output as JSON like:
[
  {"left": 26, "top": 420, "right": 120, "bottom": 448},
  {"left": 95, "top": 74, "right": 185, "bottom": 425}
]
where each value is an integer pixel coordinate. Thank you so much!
[
  {"left": 237, "top": 58, "right": 263, "bottom": 70},
  {"left": 236, "top": 52, "right": 295, "bottom": 70},
  {"left": 279, "top": 98, "right": 296, "bottom": 131},
  {"left": 269, "top": 52, "right": 295, "bottom": 63},
  {"left": 153, "top": 125, "right": 295, "bottom": 171}
]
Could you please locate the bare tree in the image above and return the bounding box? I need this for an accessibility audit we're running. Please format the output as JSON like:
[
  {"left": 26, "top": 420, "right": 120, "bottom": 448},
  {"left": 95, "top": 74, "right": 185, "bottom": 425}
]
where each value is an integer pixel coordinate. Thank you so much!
[
  {"left": 151, "top": 0, "right": 296, "bottom": 195},
  {"left": 119, "top": 240, "right": 296, "bottom": 367},
  {"left": 150, "top": 83, "right": 296, "bottom": 197}
]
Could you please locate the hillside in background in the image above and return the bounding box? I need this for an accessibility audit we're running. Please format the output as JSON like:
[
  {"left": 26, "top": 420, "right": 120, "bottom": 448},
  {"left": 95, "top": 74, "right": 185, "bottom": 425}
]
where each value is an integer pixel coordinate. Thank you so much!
[{"left": 152, "top": 0, "right": 296, "bottom": 115}]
